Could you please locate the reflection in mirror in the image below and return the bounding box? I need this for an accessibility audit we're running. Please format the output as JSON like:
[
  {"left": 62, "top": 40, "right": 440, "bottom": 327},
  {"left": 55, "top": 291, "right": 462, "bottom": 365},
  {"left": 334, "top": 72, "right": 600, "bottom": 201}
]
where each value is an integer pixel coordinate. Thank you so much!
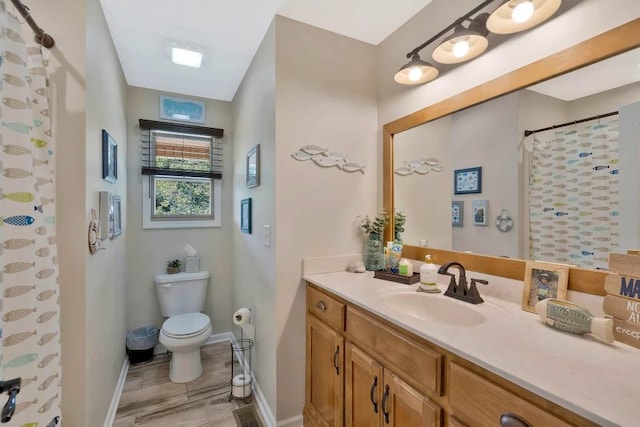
[{"left": 393, "top": 48, "right": 640, "bottom": 269}]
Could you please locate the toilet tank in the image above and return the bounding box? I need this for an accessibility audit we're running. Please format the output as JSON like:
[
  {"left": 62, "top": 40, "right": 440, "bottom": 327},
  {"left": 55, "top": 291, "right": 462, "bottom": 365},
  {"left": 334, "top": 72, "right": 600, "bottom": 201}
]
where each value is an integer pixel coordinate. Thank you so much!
[{"left": 154, "top": 271, "right": 210, "bottom": 317}]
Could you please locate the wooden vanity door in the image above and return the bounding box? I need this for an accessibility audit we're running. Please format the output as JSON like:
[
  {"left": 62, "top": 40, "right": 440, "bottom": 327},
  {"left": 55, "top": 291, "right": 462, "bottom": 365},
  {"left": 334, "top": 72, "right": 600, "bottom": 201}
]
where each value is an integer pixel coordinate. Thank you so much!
[
  {"left": 345, "top": 343, "right": 383, "bottom": 427},
  {"left": 306, "top": 314, "right": 344, "bottom": 427},
  {"left": 382, "top": 371, "right": 441, "bottom": 427}
]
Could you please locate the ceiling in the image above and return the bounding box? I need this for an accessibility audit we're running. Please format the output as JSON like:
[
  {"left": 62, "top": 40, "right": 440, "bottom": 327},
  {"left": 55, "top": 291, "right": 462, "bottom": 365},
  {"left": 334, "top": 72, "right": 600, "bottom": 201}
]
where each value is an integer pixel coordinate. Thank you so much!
[
  {"left": 528, "top": 48, "right": 640, "bottom": 101},
  {"left": 99, "top": 0, "right": 432, "bottom": 102}
]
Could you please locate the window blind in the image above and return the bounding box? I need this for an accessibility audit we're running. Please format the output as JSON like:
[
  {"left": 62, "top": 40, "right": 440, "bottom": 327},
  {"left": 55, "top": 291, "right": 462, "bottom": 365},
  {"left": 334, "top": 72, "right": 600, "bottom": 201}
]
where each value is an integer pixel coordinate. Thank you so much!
[{"left": 139, "top": 119, "right": 224, "bottom": 179}]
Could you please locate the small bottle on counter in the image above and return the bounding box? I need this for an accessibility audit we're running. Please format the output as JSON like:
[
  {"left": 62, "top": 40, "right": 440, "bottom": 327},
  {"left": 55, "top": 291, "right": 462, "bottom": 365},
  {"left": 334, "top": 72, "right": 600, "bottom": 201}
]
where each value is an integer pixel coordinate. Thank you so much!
[
  {"left": 419, "top": 255, "right": 440, "bottom": 293},
  {"left": 399, "top": 258, "right": 413, "bottom": 277}
]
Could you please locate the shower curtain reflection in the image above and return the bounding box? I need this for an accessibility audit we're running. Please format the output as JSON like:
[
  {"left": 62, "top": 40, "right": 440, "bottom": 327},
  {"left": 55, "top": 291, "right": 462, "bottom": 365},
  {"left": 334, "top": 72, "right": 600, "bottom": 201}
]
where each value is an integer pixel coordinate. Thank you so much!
[{"left": 527, "top": 115, "right": 619, "bottom": 270}]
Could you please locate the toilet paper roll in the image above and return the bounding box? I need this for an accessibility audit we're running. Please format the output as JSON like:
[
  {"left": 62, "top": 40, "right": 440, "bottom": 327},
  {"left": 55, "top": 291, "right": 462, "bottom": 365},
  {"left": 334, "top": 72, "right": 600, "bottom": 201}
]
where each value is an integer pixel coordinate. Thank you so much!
[
  {"left": 233, "top": 308, "right": 251, "bottom": 326},
  {"left": 232, "top": 374, "right": 252, "bottom": 398}
]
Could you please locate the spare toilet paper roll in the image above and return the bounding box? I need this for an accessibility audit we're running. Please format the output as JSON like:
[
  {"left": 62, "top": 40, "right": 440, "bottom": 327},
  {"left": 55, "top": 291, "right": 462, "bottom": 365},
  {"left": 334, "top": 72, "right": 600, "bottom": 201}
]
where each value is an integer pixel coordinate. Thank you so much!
[
  {"left": 232, "top": 374, "right": 252, "bottom": 398},
  {"left": 233, "top": 308, "right": 251, "bottom": 326}
]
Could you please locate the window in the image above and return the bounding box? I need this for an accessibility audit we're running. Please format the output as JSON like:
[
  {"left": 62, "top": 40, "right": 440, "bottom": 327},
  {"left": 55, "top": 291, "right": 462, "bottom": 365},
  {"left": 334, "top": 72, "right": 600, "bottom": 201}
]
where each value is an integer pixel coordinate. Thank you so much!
[{"left": 139, "top": 119, "right": 224, "bottom": 229}]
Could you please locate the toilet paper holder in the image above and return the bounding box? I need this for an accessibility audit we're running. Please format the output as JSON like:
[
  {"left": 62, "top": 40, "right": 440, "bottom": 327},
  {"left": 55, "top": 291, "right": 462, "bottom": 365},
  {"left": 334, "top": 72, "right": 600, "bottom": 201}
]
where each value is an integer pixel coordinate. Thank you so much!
[{"left": 228, "top": 321, "right": 254, "bottom": 403}]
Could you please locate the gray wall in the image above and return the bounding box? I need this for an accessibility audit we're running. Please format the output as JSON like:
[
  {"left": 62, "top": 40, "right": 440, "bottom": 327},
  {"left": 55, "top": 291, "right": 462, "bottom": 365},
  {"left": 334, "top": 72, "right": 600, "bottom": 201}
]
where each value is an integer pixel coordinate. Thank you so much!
[
  {"left": 274, "top": 16, "right": 378, "bottom": 421},
  {"left": 125, "top": 86, "right": 234, "bottom": 336},
  {"left": 231, "top": 20, "right": 278, "bottom": 417}
]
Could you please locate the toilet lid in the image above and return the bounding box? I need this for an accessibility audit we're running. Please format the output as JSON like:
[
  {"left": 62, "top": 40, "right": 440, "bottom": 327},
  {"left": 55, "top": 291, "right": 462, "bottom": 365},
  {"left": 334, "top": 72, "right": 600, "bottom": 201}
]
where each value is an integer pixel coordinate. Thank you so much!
[{"left": 162, "top": 313, "right": 210, "bottom": 338}]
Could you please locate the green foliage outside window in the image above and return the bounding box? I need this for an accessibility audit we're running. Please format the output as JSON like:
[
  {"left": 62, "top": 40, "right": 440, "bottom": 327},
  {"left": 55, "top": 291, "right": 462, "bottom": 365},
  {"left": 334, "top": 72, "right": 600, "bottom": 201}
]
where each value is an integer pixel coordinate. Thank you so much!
[{"left": 154, "top": 178, "right": 211, "bottom": 216}]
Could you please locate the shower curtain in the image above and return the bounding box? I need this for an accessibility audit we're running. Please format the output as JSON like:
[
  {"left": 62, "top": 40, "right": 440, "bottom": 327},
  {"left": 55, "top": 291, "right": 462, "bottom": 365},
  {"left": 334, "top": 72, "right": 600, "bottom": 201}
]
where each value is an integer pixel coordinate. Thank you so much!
[
  {"left": 528, "top": 115, "right": 619, "bottom": 270},
  {"left": 0, "top": 2, "right": 61, "bottom": 425}
]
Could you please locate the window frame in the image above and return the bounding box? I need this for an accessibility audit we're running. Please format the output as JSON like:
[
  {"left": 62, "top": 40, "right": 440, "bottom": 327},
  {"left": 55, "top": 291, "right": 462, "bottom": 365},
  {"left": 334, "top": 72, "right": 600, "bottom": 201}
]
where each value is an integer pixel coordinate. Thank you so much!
[{"left": 139, "top": 119, "right": 223, "bottom": 229}]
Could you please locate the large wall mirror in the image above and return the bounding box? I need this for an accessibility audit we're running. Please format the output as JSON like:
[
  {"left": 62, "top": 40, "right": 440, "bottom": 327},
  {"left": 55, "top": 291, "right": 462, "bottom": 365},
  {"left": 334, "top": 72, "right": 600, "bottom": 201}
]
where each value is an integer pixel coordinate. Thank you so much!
[{"left": 383, "top": 19, "right": 640, "bottom": 294}]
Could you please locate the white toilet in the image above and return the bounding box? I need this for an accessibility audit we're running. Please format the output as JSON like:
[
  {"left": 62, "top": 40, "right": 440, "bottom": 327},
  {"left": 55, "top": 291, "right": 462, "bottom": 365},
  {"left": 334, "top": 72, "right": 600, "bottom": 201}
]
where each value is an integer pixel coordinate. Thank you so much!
[{"left": 155, "top": 271, "right": 213, "bottom": 383}]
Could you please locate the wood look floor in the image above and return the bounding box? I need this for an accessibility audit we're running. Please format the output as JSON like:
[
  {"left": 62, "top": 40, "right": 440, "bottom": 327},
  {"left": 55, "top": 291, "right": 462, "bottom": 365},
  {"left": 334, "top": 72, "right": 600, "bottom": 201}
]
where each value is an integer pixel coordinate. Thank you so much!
[{"left": 114, "top": 342, "right": 253, "bottom": 426}]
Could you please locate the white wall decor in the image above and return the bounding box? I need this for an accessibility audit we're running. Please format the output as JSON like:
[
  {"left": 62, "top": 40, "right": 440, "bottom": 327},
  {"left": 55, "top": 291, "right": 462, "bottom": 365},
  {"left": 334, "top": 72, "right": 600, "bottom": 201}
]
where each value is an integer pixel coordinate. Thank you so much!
[
  {"left": 291, "top": 145, "right": 366, "bottom": 174},
  {"left": 394, "top": 157, "right": 443, "bottom": 176}
]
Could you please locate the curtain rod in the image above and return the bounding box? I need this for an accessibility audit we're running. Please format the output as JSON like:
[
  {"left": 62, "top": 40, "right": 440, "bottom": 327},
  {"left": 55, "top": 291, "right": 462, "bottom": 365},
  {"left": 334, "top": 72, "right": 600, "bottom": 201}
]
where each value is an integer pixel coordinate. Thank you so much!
[
  {"left": 10, "top": 0, "right": 55, "bottom": 48},
  {"left": 523, "top": 111, "right": 618, "bottom": 137}
]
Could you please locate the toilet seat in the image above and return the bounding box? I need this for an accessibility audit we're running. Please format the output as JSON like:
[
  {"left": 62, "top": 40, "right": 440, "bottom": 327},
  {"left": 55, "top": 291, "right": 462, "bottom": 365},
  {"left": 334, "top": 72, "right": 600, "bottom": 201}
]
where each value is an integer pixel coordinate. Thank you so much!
[{"left": 162, "top": 313, "right": 211, "bottom": 339}]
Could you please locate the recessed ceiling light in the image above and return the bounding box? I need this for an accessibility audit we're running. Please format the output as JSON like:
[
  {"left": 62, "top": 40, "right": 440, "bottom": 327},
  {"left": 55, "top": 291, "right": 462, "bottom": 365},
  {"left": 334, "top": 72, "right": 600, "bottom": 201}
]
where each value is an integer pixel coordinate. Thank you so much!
[{"left": 171, "top": 47, "right": 203, "bottom": 68}]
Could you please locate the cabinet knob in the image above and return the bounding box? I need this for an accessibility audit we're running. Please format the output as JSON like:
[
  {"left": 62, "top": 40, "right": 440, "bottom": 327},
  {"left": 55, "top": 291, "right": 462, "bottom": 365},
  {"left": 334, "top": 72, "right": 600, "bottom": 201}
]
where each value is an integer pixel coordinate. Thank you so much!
[
  {"left": 316, "top": 301, "right": 327, "bottom": 311},
  {"left": 500, "top": 413, "right": 532, "bottom": 427}
]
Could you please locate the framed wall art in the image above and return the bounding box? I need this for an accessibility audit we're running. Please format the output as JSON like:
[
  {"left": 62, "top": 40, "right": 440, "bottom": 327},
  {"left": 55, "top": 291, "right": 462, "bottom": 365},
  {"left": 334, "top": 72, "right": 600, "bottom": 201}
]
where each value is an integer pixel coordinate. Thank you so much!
[
  {"left": 246, "top": 144, "right": 260, "bottom": 188},
  {"left": 159, "top": 95, "right": 205, "bottom": 123},
  {"left": 454, "top": 166, "right": 481, "bottom": 194},
  {"left": 102, "top": 129, "right": 117, "bottom": 183},
  {"left": 452, "top": 201, "right": 464, "bottom": 227},
  {"left": 522, "top": 261, "right": 569, "bottom": 313},
  {"left": 112, "top": 195, "right": 122, "bottom": 238},
  {"left": 240, "top": 198, "right": 252, "bottom": 234},
  {"left": 472, "top": 199, "right": 488, "bottom": 226}
]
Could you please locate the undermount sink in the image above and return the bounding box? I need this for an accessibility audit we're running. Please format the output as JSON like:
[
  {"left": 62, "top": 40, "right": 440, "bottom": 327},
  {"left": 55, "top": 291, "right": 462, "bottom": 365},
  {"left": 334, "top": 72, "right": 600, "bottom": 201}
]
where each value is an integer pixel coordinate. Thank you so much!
[{"left": 382, "top": 292, "right": 509, "bottom": 326}]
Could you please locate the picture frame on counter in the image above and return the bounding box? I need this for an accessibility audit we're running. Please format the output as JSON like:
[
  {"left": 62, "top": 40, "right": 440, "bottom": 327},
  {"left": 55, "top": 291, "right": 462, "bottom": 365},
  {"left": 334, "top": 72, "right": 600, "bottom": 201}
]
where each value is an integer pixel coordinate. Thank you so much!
[{"left": 522, "top": 261, "right": 569, "bottom": 313}]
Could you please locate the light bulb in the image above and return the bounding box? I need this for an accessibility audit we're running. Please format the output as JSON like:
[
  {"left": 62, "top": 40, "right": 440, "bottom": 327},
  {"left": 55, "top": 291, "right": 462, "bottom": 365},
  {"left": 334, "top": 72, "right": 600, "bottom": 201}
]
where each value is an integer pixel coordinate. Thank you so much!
[
  {"left": 408, "top": 67, "right": 423, "bottom": 82},
  {"left": 452, "top": 40, "right": 470, "bottom": 58},
  {"left": 512, "top": 1, "right": 534, "bottom": 23}
]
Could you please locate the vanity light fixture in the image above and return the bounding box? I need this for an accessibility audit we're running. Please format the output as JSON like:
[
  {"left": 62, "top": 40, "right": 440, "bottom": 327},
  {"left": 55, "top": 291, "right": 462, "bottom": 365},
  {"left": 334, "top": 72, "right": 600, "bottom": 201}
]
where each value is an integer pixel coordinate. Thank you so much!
[
  {"left": 394, "top": 53, "right": 439, "bottom": 85},
  {"left": 171, "top": 45, "right": 204, "bottom": 68},
  {"left": 395, "top": 0, "right": 562, "bottom": 85},
  {"left": 432, "top": 14, "right": 490, "bottom": 64},
  {"left": 486, "top": 0, "right": 562, "bottom": 34}
]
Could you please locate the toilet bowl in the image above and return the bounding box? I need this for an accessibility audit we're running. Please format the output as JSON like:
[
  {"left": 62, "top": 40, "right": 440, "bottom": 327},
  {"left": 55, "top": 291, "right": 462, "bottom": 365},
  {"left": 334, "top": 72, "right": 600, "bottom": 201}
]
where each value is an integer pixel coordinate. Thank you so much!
[
  {"left": 159, "top": 312, "right": 212, "bottom": 383},
  {"left": 155, "top": 271, "right": 211, "bottom": 383}
]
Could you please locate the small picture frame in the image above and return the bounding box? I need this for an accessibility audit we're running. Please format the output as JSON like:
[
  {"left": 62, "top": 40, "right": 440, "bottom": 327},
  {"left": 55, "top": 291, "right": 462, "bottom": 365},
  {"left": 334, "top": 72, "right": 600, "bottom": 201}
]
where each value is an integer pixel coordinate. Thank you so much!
[
  {"left": 159, "top": 95, "right": 205, "bottom": 123},
  {"left": 522, "top": 261, "right": 569, "bottom": 313},
  {"left": 452, "top": 201, "right": 464, "bottom": 227},
  {"left": 472, "top": 199, "right": 488, "bottom": 226},
  {"left": 240, "top": 198, "right": 252, "bottom": 234},
  {"left": 454, "top": 166, "right": 482, "bottom": 194},
  {"left": 246, "top": 144, "right": 260, "bottom": 188},
  {"left": 112, "top": 195, "right": 122, "bottom": 238},
  {"left": 102, "top": 130, "right": 117, "bottom": 183}
]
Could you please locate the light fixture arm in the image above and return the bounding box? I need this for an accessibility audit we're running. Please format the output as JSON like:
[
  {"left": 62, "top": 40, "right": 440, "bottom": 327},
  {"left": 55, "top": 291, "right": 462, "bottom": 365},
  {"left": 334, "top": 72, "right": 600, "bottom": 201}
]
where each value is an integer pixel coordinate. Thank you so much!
[{"left": 405, "top": 0, "right": 496, "bottom": 59}]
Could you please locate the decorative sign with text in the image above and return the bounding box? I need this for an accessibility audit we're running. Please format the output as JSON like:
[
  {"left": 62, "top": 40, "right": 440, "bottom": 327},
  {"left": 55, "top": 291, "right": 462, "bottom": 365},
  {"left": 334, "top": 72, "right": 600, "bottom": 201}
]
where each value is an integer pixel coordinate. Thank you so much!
[{"left": 604, "top": 253, "right": 640, "bottom": 349}]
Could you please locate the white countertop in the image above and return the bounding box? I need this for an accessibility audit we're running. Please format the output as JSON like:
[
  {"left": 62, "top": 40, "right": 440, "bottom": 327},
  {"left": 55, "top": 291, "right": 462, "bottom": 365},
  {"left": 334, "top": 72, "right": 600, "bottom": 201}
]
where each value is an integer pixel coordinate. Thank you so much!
[{"left": 304, "top": 270, "right": 639, "bottom": 427}]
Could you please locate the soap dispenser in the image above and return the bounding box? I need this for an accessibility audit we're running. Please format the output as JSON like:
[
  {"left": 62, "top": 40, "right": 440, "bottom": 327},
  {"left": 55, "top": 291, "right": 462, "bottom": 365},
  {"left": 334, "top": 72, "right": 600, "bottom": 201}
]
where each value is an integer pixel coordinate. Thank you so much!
[{"left": 419, "top": 255, "right": 440, "bottom": 293}]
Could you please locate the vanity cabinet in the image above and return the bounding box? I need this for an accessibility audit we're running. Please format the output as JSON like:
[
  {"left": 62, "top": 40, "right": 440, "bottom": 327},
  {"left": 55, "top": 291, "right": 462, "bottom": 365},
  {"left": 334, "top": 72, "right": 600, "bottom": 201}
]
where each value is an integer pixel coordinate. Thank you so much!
[
  {"left": 305, "top": 287, "right": 346, "bottom": 427},
  {"left": 305, "top": 283, "right": 598, "bottom": 427},
  {"left": 345, "top": 344, "right": 441, "bottom": 427}
]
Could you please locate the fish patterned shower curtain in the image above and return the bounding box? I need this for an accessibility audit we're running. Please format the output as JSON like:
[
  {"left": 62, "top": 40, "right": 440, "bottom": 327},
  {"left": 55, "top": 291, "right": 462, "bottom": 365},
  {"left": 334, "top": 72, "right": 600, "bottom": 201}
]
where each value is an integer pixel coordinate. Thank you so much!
[
  {"left": 528, "top": 115, "right": 619, "bottom": 270},
  {"left": 0, "top": 1, "right": 61, "bottom": 425}
]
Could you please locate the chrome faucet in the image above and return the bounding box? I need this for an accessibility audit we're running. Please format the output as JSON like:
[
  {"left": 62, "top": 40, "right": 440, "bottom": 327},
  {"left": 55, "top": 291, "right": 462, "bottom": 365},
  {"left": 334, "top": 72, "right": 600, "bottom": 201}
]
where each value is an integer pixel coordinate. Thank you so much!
[{"left": 437, "top": 262, "right": 488, "bottom": 304}]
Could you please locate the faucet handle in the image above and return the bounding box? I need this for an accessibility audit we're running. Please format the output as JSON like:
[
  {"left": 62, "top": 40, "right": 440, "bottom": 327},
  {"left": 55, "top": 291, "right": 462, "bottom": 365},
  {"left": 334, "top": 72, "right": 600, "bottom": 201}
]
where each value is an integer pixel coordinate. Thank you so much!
[{"left": 471, "top": 278, "right": 488, "bottom": 286}]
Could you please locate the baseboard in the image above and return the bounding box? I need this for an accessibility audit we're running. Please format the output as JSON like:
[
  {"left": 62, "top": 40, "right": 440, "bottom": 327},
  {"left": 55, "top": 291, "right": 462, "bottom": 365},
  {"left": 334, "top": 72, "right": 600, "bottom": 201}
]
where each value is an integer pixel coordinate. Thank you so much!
[
  {"left": 104, "top": 356, "right": 129, "bottom": 427},
  {"left": 205, "top": 331, "right": 234, "bottom": 345},
  {"left": 276, "top": 415, "right": 303, "bottom": 427},
  {"left": 251, "top": 375, "right": 276, "bottom": 427}
]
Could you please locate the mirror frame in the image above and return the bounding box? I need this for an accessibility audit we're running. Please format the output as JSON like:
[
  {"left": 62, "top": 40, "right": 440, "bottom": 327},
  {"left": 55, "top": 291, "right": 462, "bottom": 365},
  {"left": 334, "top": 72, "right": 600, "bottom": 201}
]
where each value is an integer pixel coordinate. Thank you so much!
[{"left": 383, "top": 18, "right": 640, "bottom": 296}]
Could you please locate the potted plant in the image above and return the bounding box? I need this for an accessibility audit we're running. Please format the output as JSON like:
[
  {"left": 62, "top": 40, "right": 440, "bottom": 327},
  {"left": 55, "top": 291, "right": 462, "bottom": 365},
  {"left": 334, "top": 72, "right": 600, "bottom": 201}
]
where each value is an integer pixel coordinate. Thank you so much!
[
  {"left": 394, "top": 211, "right": 406, "bottom": 243},
  {"left": 166, "top": 259, "right": 181, "bottom": 274},
  {"left": 358, "top": 211, "right": 389, "bottom": 271}
]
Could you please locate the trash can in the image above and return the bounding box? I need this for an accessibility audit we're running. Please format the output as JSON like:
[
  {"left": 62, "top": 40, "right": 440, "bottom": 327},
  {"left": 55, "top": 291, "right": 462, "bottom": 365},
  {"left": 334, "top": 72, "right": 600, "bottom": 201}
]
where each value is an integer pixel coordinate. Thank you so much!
[{"left": 126, "top": 325, "right": 159, "bottom": 364}]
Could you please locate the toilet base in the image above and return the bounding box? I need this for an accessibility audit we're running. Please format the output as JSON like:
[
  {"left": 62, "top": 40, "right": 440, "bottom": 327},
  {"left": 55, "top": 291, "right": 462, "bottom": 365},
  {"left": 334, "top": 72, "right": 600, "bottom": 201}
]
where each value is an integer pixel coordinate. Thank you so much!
[{"left": 169, "top": 349, "right": 204, "bottom": 383}]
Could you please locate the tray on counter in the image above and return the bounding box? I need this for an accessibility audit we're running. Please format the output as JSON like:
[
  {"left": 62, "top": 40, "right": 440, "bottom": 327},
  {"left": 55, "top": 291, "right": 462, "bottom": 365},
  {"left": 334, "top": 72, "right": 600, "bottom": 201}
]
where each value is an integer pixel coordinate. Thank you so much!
[{"left": 374, "top": 270, "right": 420, "bottom": 285}]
